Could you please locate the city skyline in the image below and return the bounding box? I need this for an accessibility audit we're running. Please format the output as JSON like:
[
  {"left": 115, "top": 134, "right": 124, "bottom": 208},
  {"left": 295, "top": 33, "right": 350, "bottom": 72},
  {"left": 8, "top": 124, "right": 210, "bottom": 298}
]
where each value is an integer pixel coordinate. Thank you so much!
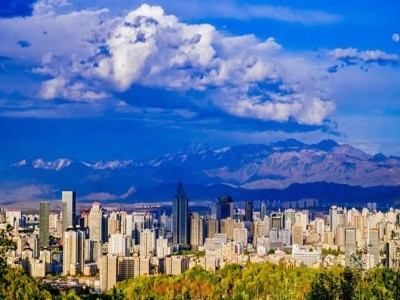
[
  {"left": 1, "top": 1, "right": 400, "bottom": 298},
  {"left": 0, "top": 0, "right": 399, "bottom": 165}
]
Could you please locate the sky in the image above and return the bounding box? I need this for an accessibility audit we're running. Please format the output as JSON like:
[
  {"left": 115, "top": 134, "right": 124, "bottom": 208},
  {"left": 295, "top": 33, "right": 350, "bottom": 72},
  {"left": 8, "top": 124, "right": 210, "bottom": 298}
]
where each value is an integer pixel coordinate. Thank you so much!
[{"left": 0, "top": 0, "right": 399, "bottom": 164}]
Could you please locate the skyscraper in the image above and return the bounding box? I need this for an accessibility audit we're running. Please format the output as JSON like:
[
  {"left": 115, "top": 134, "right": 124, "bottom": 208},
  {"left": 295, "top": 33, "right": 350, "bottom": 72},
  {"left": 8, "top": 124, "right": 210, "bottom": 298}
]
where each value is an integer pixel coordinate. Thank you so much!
[
  {"left": 369, "top": 227, "right": 380, "bottom": 267},
  {"left": 245, "top": 201, "right": 254, "bottom": 222},
  {"left": 140, "top": 229, "right": 156, "bottom": 256},
  {"left": 260, "top": 202, "right": 267, "bottom": 220},
  {"left": 89, "top": 202, "right": 103, "bottom": 241},
  {"left": 329, "top": 206, "right": 338, "bottom": 233},
  {"left": 172, "top": 181, "right": 189, "bottom": 247},
  {"left": 216, "top": 195, "right": 234, "bottom": 221},
  {"left": 62, "top": 191, "right": 76, "bottom": 235},
  {"left": 39, "top": 201, "right": 49, "bottom": 249},
  {"left": 345, "top": 227, "right": 356, "bottom": 267},
  {"left": 190, "top": 213, "right": 204, "bottom": 249}
]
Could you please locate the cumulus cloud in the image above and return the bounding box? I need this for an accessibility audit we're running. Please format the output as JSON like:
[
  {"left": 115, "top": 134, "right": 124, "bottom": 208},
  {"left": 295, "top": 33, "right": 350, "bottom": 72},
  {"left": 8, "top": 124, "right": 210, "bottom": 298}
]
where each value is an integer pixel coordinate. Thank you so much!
[
  {"left": 330, "top": 48, "right": 399, "bottom": 64},
  {"left": 40, "top": 77, "right": 108, "bottom": 101},
  {"left": 84, "top": 4, "right": 333, "bottom": 125},
  {"left": 0, "top": 2, "right": 364, "bottom": 125}
]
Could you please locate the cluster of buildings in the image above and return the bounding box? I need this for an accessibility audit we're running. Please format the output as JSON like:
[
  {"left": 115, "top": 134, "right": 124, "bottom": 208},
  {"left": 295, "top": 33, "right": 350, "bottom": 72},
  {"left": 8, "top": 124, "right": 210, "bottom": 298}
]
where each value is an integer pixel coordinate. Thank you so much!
[{"left": 1, "top": 183, "right": 400, "bottom": 293}]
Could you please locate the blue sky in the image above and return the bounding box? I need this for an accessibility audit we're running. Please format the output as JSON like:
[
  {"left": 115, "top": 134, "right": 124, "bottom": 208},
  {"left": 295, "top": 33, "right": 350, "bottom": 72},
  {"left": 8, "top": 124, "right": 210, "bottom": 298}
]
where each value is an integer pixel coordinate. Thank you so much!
[{"left": 0, "top": 0, "right": 399, "bottom": 164}]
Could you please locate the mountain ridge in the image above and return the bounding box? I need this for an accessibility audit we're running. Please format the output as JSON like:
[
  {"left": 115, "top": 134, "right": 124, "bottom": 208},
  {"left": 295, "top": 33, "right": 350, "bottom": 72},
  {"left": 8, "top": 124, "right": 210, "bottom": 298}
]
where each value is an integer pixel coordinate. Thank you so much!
[{"left": 2, "top": 139, "right": 400, "bottom": 204}]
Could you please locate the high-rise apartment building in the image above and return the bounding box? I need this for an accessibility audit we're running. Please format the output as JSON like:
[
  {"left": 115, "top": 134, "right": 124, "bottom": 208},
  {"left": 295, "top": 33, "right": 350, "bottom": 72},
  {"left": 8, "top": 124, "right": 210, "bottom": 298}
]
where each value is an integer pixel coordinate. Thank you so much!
[
  {"left": 63, "top": 228, "right": 85, "bottom": 276},
  {"left": 39, "top": 201, "right": 49, "bottom": 249},
  {"left": 89, "top": 202, "right": 103, "bottom": 241},
  {"left": 206, "top": 218, "right": 218, "bottom": 238},
  {"left": 221, "top": 217, "right": 235, "bottom": 241},
  {"left": 172, "top": 181, "right": 189, "bottom": 246},
  {"left": 140, "top": 229, "right": 156, "bottom": 256},
  {"left": 109, "top": 233, "right": 129, "bottom": 256},
  {"left": 292, "top": 223, "right": 303, "bottom": 246},
  {"left": 190, "top": 213, "right": 204, "bottom": 248}
]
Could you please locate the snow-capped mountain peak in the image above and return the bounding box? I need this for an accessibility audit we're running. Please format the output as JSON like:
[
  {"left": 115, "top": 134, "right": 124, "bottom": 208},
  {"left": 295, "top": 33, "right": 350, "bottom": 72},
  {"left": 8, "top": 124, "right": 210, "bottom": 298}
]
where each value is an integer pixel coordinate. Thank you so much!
[
  {"left": 11, "top": 159, "right": 27, "bottom": 168},
  {"left": 32, "top": 158, "right": 72, "bottom": 171}
]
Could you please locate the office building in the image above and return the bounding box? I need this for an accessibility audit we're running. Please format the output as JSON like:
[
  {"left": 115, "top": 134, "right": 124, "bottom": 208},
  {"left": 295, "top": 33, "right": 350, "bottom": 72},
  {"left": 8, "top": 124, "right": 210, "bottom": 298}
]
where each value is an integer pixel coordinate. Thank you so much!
[
  {"left": 217, "top": 195, "right": 234, "bottom": 221},
  {"left": 369, "top": 228, "right": 380, "bottom": 267},
  {"left": 62, "top": 191, "right": 76, "bottom": 235},
  {"left": 345, "top": 227, "right": 356, "bottom": 267},
  {"left": 245, "top": 201, "right": 254, "bottom": 222},
  {"left": 39, "top": 201, "right": 49, "bottom": 248},
  {"left": 260, "top": 202, "right": 267, "bottom": 220},
  {"left": 172, "top": 181, "right": 189, "bottom": 246}
]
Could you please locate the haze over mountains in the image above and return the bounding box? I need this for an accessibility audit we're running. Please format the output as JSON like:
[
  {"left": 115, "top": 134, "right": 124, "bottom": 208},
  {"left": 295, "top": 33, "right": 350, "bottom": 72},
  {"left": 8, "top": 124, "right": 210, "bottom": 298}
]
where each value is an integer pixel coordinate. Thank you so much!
[{"left": 1, "top": 139, "right": 400, "bottom": 206}]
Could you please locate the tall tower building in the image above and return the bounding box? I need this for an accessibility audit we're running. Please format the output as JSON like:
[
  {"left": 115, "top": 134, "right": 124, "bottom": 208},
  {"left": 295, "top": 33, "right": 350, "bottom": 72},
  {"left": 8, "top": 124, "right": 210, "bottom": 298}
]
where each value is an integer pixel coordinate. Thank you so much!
[
  {"left": 62, "top": 191, "right": 76, "bottom": 235},
  {"left": 345, "top": 227, "right": 356, "bottom": 267},
  {"left": 329, "top": 206, "right": 338, "bottom": 233},
  {"left": 39, "top": 201, "right": 50, "bottom": 249},
  {"left": 172, "top": 181, "right": 189, "bottom": 247},
  {"left": 63, "top": 228, "right": 85, "bottom": 276},
  {"left": 260, "top": 202, "right": 267, "bottom": 220},
  {"left": 190, "top": 213, "right": 204, "bottom": 248},
  {"left": 245, "top": 201, "right": 254, "bottom": 222},
  {"left": 89, "top": 202, "right": 103, "bottom": 241},
  {"left": 369, "top": 227, "right": 380, "bottom": 267},
  {"left": 216, "top": 195, "right": 234, "bottom": 222}
]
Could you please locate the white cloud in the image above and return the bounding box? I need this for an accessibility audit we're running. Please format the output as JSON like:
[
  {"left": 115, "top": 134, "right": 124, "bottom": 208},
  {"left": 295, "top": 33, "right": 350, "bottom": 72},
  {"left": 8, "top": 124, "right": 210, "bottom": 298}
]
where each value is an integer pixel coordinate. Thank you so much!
[
  {"left": 40, "top": 77, "right": 109, "bottom": 101},
  {"left": 143, "top": 1, "right": 340, "bottom": 25},
  {"left": 3, "top": 3, "right": 389, "bottom": 126},
  {"left": 330, "top": 48, "right": 399, "bottom": 63}
]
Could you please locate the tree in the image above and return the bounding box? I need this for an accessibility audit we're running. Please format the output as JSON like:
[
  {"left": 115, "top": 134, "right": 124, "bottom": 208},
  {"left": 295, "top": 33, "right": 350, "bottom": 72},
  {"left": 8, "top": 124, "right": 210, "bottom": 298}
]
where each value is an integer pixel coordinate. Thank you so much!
[
  {"left": 307, "top": 271, "right": 340, "bottom": 300},
  {"left": 340, "top": 267, "right": 358, "bottom": 300}
]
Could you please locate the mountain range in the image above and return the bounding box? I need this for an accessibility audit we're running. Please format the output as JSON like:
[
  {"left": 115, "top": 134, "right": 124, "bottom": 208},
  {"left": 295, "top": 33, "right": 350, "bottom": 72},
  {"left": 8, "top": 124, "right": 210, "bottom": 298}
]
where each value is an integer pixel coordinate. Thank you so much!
[{"left": 1, "top": 139, "right": 400, "bottom": 207}]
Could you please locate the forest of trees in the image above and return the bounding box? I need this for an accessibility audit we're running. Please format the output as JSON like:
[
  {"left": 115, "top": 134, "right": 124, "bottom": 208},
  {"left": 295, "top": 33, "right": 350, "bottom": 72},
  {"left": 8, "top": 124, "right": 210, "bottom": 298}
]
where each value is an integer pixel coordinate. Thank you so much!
[
  {"left": 1, "top": 231, "right": 399, "bottom": 300},
  {"left": 110, "top": 262, "right": 399, "bottom": 300}
]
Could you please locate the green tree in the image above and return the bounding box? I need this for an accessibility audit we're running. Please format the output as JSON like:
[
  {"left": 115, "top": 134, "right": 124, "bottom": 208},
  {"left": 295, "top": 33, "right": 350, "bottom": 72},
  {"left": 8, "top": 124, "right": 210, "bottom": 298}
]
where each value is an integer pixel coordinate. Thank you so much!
[
  {"left": 307, "top": 271, "right": 340, "bottom": 300},
  {"left": 340, "top": 267, "right": 358, "bottom": 300}
]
